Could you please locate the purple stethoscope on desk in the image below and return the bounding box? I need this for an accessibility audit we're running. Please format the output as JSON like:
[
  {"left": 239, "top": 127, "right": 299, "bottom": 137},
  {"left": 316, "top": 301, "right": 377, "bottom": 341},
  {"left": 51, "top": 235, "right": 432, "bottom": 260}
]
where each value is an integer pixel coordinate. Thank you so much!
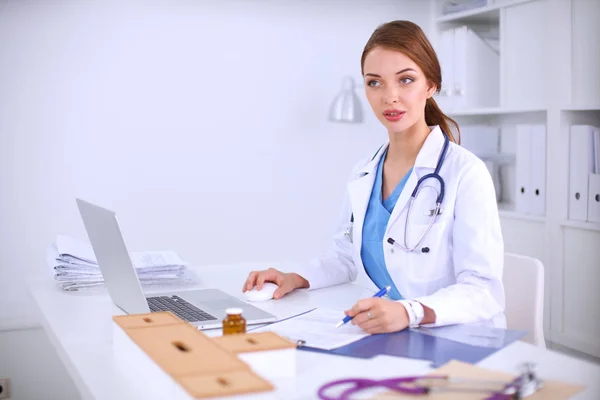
[{"left": 317, "top": 363, "right": 544, "bottom": 400}]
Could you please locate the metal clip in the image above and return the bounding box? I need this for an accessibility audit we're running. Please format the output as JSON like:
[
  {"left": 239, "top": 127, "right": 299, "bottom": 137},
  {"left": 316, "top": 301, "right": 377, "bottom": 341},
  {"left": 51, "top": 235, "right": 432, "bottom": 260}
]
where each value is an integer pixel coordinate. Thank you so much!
[
  {"left": 427, "top": 207, "right": 443, "bottom": 217},
  {"left": 344, "top": 225, "right": 353, "bottom": 243},
  {"left": 498, "top": 362, "right": 544, "bottom": 399}
]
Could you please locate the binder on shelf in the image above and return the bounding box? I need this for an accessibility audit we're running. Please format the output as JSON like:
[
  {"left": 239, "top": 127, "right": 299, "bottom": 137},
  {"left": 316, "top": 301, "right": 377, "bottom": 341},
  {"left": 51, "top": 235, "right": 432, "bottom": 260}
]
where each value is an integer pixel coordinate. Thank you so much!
[
  {"left": 436, "top": 27, "right": 455, "bottom": 108},
  {"left": 590, "top": 129, "right": 600, "bottom": 223},
  {"left": 515, "top": 125, "right": 533, "bottom": 214},
  {"left": 529, "top": 124, "right": 547, "bottom": 216},
  {"left": 438, "top": 25, "right": 499, "bottom": 110},
  {"left": 513, "top": 124, "right": 547, "bottom": 216},
  {"left": 593, "top": 127, "right": 600, "bottom": 174},
  {"left": 588, "top": 173, "right": 600, "bottom": 223},
  {"left": 460, "top": 125, "right": 503, "bottom": 202},
  {"left": 568, "top": 125, "right": 597, "bottom": 222}
]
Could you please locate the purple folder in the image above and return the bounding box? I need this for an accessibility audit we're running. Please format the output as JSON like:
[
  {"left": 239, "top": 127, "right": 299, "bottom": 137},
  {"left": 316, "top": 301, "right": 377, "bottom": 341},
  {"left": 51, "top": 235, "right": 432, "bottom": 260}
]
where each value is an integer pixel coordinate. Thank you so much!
[{"left": 298, "top": 325, "right": 527, "bottom": 367}]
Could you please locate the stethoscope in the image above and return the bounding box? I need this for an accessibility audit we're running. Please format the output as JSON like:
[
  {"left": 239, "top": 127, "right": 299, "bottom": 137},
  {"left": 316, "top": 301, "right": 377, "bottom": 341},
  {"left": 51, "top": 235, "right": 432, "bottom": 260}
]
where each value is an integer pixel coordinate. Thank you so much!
[
  {"left": 316, "top": 362, "right": 544, "bottom": 400},
  {"left": 344, "top": 132, "right": 449, "bottom": 254}
]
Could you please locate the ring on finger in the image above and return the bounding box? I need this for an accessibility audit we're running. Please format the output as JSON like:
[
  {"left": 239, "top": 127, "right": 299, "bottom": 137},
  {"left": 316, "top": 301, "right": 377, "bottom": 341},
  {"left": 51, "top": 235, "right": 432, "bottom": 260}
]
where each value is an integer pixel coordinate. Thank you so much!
[{"left": 367, "top": 311, "right": 373, "bottom": 319}]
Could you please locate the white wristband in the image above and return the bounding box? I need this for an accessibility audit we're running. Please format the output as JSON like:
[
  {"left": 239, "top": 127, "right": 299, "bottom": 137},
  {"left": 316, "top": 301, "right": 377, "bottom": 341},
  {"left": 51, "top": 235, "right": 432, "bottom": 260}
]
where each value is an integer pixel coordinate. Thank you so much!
[
  {"left": 400, "top": 300, "right": 425, "bottom": 327},
  {"left": 409, "top": 301, "right": 425, "bottom": 326}
]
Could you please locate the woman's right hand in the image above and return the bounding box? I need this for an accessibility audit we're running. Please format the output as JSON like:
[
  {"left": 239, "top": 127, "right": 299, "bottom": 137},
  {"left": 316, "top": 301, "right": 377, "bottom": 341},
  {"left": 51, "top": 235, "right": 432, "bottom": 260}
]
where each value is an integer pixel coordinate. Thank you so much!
[{"left": 242, "top": 267, "right": 309, "bottom": 299}]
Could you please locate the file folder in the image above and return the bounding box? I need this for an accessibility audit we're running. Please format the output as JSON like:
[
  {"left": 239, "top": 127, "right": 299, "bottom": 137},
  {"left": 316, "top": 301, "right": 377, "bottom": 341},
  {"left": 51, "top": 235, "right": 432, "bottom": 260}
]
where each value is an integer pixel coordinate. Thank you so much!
[
  {"left": 435, "top": 28, "right": 455, "bottom": 110},
  {"left": 451, "top": 25, "right": 499, "bottom": 110},
  {"left": 297, "top": 325, "right": 526, "bottom": 367},
  {"left": 529, "top": 124, "right": 547, "bottom": 216},
  {"left": 569, "top": 125, "right": 597, "bottom": 221},
  {"left": 588, "top": 173, "right": 600, "bottom": 223},
  {"left": 515, "top": 125, "right": 532, "bottom": 214}
]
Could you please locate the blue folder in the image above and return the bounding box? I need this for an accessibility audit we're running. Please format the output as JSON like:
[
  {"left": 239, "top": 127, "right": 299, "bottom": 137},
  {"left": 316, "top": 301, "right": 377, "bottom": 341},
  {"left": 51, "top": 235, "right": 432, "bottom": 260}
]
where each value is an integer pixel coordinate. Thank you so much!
[{"left": 298, "top": 324, "right": 526, "bottom": 367}]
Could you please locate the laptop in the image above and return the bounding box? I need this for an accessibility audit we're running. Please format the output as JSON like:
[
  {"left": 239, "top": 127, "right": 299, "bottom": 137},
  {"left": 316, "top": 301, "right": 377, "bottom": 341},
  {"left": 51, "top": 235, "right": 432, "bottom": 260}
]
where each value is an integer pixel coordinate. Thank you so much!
[{"left": 76, "top": 198, "right": 277, "bottom": 329}]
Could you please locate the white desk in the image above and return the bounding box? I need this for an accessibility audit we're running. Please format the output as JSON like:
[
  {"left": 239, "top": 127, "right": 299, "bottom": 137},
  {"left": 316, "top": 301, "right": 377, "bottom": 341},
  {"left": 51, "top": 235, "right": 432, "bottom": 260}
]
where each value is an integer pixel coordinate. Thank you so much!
[{"left": 27, "top": 262, "right": 600, "bottom": 399}]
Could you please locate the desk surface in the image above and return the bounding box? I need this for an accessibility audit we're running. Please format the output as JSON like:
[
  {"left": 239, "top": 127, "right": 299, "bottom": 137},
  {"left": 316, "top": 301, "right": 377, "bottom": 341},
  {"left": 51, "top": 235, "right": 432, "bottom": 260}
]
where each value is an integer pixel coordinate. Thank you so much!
[{"left": 27, "top": 262, "right": 600, "bottom": 400}]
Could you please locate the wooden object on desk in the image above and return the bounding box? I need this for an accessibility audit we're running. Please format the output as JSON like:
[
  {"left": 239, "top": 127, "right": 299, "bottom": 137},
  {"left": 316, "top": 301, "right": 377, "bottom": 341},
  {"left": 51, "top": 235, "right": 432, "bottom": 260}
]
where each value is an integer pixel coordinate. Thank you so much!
[
  {"left": 371, "top": 360, "right": 585, "bottom": 400},
  {"left": 113, "top": 312, "right": 274, "bottom": 399},
  {"left": 213, "top": 331, "right": 297, "bottom": 380}
]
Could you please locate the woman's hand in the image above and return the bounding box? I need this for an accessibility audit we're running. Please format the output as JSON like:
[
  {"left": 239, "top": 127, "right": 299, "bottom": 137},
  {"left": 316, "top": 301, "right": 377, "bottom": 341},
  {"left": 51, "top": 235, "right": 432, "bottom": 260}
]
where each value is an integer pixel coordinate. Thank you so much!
[
  {"left": 242, "top": 267, "right": 309, "bottom": 299},
  {"left": 344, "top": 297, "right": 410, "bottom": 334}
]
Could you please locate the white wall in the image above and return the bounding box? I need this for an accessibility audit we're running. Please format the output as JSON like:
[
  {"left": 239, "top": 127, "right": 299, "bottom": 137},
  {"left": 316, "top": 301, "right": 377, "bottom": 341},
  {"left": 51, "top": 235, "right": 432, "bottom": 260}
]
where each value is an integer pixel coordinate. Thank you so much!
[
  {"left": 0, "top": 328, "right": 81, "bottom": 400},
  {"left": 0, "top": 0, "right": 430, "bottom": 322},
  {"left": 0, "top": 0, "right": 430, "bottom": 397}
]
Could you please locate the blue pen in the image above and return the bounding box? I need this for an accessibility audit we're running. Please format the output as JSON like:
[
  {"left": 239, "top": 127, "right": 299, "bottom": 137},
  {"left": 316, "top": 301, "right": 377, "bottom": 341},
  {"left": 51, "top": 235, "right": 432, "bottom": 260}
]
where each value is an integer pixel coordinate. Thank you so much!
[{"left": 335, "top": 285, "right": 391, "bottom": 328}]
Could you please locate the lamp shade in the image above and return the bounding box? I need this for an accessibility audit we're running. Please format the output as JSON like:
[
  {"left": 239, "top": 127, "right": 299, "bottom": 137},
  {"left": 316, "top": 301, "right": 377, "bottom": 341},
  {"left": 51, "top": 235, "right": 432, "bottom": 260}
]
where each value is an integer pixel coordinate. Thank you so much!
[{"left": 328, "top": 77, "right": 363, "bottom": 123}]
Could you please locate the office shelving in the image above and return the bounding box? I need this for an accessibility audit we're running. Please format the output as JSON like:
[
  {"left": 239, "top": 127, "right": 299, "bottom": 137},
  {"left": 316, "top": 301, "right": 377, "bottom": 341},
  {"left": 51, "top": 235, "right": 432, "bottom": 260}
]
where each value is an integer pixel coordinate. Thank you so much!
[
  {"left": 560, "top": 220, "right": 600, "bottom": 233},
  {"left": 435, "top": 0, "right": 536, "bottom": 23},
  {"left": 497, "top": 206, "right": 546, "bottom": 223},
  {"left": 561, "top": 104, "right": 600, "bottom": 112},
  {"left": 447, "top": 107, "right": 547, "bottom": 117},
  {"left": 430, "top": 0, "right": 600, "bottom": 358},
  {"left": 450, "top": 110, "right": 547, "bottom": 215}
]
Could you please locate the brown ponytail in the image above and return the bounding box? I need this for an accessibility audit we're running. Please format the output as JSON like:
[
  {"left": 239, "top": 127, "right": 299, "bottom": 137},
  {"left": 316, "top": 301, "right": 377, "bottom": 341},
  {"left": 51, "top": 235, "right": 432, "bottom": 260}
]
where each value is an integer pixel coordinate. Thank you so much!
[
  {"left": 361, "top": 20, "right": 461, "bottom": 144},
  {"left": 426, "top": 97, "right": 460, "bottom": 144}
]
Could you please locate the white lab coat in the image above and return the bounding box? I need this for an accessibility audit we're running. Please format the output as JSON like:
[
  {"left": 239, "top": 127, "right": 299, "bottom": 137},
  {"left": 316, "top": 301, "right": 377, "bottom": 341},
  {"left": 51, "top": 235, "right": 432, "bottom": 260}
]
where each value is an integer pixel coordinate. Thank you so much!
[{"left": 296, "top": 125, "right": 506, "bottom": 328}]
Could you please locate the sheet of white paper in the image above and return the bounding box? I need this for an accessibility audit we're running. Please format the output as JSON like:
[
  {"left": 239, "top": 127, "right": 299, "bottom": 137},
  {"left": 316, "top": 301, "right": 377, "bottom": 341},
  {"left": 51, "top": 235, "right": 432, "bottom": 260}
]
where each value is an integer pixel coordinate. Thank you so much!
[
  {"left": 56, "top": 234, "right": 97, "bottom": 263},
  {"left": 252, "top": 308, "right": 370, "bottom": 350},
  {"left": 130, "top": 251, "right": 187, "bottom": 268},
  {"left": 54, "top": 235, "right": 187, "bottom": 268}
]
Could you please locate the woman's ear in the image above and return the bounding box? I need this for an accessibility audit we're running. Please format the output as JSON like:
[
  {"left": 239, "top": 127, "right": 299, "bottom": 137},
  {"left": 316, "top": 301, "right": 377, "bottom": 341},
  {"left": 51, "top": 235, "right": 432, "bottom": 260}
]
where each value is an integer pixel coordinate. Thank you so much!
[{"left": 426, "top": 82, "right": 437, "bottom": 99}]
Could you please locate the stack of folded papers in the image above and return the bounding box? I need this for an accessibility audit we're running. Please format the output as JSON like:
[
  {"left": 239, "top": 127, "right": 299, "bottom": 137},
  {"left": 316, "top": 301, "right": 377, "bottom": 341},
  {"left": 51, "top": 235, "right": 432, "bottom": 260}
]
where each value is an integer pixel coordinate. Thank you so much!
[{"left": 47, "top": 234, "right": 197, "bottom": 291}]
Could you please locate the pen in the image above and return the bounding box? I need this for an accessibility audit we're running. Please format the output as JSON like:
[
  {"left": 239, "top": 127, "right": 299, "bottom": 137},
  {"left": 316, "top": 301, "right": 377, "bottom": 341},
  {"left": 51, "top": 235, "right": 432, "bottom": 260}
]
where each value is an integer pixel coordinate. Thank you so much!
[{"left": 335, "top": 285, "right": 391, "bottom": 328}]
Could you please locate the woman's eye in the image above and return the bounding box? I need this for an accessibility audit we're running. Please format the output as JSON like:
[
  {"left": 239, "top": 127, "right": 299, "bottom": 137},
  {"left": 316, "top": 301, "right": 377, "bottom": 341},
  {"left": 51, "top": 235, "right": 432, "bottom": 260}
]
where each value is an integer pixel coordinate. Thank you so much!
[
  {"left": 400, "top": 77, "right": 414, "bottom": 84},
  {"left": 367, "top": 80, "right": 381, "bottom": 87}
]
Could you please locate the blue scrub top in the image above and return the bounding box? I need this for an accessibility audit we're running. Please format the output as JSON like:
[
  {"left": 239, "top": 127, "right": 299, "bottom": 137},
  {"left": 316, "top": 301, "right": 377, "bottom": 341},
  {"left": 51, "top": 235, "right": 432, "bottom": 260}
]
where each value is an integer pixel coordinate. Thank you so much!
[{"left": 360, "top": 148, "right": 413, "bottom": 300}]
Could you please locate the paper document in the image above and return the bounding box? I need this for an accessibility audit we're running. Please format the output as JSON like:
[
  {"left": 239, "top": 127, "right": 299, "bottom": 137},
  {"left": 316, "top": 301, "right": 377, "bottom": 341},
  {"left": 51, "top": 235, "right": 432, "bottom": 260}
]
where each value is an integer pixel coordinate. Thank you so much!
[
  {"left": 46, "top": 234, "right": 197, "bottom": 291},
  {"left": 55, "top": 234, "right": 188, "bottom": 268},
  {"left": 251, "top": 308, "right": 370, "bottom": 350}
]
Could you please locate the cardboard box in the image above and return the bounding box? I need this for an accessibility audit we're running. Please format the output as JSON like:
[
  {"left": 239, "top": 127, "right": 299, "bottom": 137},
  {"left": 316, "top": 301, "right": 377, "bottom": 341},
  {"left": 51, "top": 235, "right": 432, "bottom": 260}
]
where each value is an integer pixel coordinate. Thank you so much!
[
  {"left": 113, "top": 312, "right": 274, "bottom": 399},
  {"left": 212, "top": 332, "right": 297, "bottom": 380}
]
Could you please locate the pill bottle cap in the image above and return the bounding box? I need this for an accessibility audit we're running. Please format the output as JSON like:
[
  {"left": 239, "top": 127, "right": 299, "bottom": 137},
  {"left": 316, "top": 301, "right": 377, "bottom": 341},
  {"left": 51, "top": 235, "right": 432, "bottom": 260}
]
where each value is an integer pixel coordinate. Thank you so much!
[{"left": 225, "top": 308, "right": 243, "bottom": 315}]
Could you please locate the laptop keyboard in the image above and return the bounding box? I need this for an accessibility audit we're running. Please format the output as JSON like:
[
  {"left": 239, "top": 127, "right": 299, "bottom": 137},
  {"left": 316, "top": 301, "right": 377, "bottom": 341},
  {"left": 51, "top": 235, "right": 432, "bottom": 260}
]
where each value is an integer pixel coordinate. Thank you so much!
[{"left": 147, "top": 295, "right": 218, "bottom": 323}]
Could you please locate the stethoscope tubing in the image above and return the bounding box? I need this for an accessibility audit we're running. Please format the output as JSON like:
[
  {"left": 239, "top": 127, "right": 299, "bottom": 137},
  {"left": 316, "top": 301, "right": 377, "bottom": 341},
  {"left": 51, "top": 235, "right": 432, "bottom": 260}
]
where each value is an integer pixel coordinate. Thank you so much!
[{"left": 347, "top": 133, "right": 450, "bottom": 253}]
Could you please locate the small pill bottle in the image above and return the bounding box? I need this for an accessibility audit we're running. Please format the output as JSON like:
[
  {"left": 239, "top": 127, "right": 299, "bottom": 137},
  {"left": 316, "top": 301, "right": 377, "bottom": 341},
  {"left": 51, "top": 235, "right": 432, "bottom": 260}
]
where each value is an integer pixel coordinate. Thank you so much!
[{"left": 222, "top": 308, "right": 246, "bottom": 335}]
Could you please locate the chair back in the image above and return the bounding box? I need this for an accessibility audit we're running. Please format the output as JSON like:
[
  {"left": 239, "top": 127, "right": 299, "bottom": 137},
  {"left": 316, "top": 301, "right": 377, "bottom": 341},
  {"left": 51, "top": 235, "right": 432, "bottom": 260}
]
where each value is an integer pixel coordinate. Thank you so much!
[{"left": 503, "top": 252, "right": 546, "bottom": 347}]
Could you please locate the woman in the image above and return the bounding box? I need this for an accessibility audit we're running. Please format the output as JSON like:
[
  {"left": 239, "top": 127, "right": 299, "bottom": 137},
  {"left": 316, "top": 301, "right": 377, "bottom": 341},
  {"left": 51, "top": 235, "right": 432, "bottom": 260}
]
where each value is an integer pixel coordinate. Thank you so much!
[{"left": 243, "top": 20, "right": 505, "bottom": 333}]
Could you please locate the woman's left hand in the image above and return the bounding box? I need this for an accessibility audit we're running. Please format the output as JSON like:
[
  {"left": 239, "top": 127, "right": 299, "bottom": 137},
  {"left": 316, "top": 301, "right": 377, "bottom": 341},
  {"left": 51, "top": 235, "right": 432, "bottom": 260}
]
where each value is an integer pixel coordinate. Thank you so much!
[{"left": 344, "top": 298, "right": 410, "bottom": 334}]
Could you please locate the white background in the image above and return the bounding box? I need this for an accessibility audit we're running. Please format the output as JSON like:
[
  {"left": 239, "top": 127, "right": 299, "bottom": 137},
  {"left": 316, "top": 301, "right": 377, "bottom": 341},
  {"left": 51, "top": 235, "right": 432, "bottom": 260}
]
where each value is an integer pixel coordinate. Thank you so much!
[
  {"left": 0, "top": 0, "right": 430, "bottom": 322},
  {"left": 0, "top": 1, "right": 429, "bottom": 397}
]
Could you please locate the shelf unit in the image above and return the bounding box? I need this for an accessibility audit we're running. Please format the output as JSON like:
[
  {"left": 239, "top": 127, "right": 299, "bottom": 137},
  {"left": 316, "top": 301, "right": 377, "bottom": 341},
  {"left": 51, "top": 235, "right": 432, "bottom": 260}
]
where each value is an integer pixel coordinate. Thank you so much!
[
  {"left": 498, "top": 206, "right": 546, "bottom": 224},
  {"left": 430, "top": 0, "right": 600, "bottom": 358},
  {"left": 446, "top": 107, "right": 547, "bottom": 117},
  {"left": 561, "top": 104, "right": 600, "bottom": 112},
  {"left": 560, "top": 220, "right": 600, "bottom": 233},
  {"left": 435, "top": 0, "right": 536, "bottom": 23}
]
